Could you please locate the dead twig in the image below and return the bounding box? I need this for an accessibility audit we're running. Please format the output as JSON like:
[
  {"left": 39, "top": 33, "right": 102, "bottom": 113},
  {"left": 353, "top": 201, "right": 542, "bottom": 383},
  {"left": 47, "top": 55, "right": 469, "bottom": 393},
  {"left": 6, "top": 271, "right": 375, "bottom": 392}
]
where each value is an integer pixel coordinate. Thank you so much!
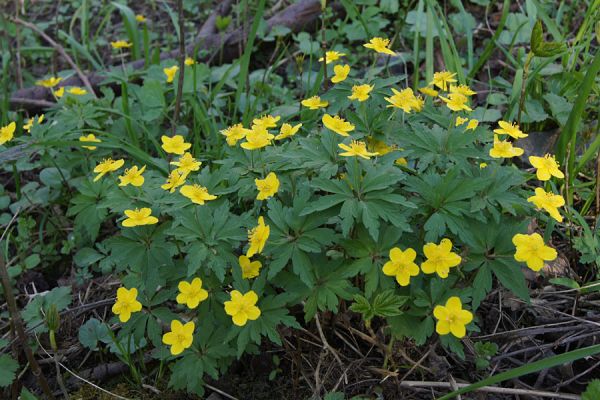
[
  {"left": 399, "top": 340, "right": 437, "bottom": 381},
  {"left": 205, "top": 383, "right": 239, "bottom": 400},
  {"left": 399, "top": 380, "right": 581, "bottom": 399},
  {"left": 314, "top": 314, "right": 345, "bottom": 375},
  {"left": 37, "top": 338, "right": 131, "bottom": 400}
]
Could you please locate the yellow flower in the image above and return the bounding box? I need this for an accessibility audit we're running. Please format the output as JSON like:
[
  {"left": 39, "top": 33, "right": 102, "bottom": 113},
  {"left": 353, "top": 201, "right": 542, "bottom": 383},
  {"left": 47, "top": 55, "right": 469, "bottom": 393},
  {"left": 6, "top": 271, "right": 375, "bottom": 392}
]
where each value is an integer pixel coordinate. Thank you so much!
[
  {"left": 412, "top": 96, "right": 425, "bottom": 112},
  {"left": 301, "top": 96, "right": 329, "bottom": 110},
  {"left": 79, "top": 133, "right": 101, "bottom": 150},
  {"left": 489, "top": 137, "right": 524, "bottom": 158},
  {"left": 348, "top": 84, "right": 374, "bottom": 102},
  {"left": 439, "top": 93, "right": 472, "bottom": 112},
  {"left": 318, "top": 50, "right": 346, "bottom": 64},
  {"left": 122, "top": 208, "right": 159, "bottom": 227},
  {"left": 161, "top": 170, "right": 187, "bottom": 193},
  {"left": 367, "top": 137, "right": 395, "bottom": 156},
  {"left": 23, "top": 115, "right": 44, "bottom": 132},
  {"left": 430, "top": 71, "right": 457, "bottom": 91},
  {"left": 164, "top": 65, "right": 179, "bottom": 83},
  {"left": 433, "top": 297, "right": 473, "bottom": 338},
  {"left": 239, "top": 255, "right": 262, "bottom": 279},
  {"left": 176, "top": 278, "right": 208, "bottom": 308},
  {"left": 252, "top": 115, "right": 280, "bottom": 129},
  {"left": 493, "top": 120, "right": 528, "bottom": 139},
  {"left": 180, "top": 184, "right": 217, "bottom": 205},
  {"left": 385, "top": 88, "right": 421, "bottom": 113},
  {"left": 118, "top": 165, "right": 146, "bottom": 187},
  {"left": 170, "top": 152, "right": 201, "bottom": 176},
  {"left": 479, "top": 162, "right": 488, "bottom": 169},
  {"left": 220, "top": 124, "right": 250, "bottom": 146},
  {"left": 363, "top": 37, "right": 395, "bottom": 55},
  {"left": 255, "top": 172, "right": 280, "bottom": 200},
  {"left": 135, "top": 14, "right": 146, "bottom": 23},
  {"left": 528, "top": 154, "right": 564, "bottom": 181},
  {"left": 36, "top": 76, "right": 62, "bottom": 88},
  {"left": 395, "top": 157, "right": 408, "bottom": 166},
  {"left": 449, "top": 84, "right": 476, "bottom": 96},
  {"left": 0, "top": 122, "right": 16, "bottom": 145},
  {"left": 247, "top": 216, "right": 269, "bottom": 257},
  {"left": 241, "top": 125, "right": 274, "bottom": 150},
  {"left": 54, "top": 87, "right": 64, "bottom": 98},
  {"left": 224, "top": 290, "right": 261, "bottom": 326},
  {"left": 111, "top": 287, "right": 142, "bottom": 323},
  {"left": 419, "top": 86, "right": 439, "bottom": 97},
  {"left": 322, "top": 114, "right": 354, "bottom": 136},
  {"left": 382, "top": 247, "right": 420, "bottom": 286},
  {"left": 93, "top": 158, "right": 124, "bottom": 181},
  {"left": 465, "top": 119, "right": 479, "bottom": 131},
  {"left": 527, "top": 187, "right": 565, "bottom": 222},
  {"left": 512, "top": 233, "right": 557, "bottom": 271},
  {"left": 338, "top": 140, "right": 379, "bottom": 159},
  {"left": 184, "top": 57, "right": 195, "bottom": 66},
  {"left": 161, "top": 135, "right": 191, "bottom": 155},
  {"left": 162, "top": 320, "right": 194, "bottom": 355},
  {"left": 331, "top": 64, "right": 350, "bottom": 83},
  {"left": 111, "top": 40, "right": 132, "bottom": 49},
  {"left": 455, "top": 116, "right": 468, "bottom": 126},
  {"left": 68, "top": 87, "right": 87, "bottom": 96},
  {"left": 421, "top": 238, "right": 461, "bottom": 279},
  {"left": 275, "top": 123, "right": 302, "bottom": 140}
]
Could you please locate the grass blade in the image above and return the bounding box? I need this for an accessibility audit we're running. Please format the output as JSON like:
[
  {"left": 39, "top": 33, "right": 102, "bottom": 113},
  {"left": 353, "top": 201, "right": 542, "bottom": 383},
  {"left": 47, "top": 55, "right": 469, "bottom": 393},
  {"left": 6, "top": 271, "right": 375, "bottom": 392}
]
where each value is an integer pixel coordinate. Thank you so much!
[
  {"left": 112, "top": 2, "right": 141, "bottom": 60},
  {"left": 556, "top": 50, "right": 600, "bottom": 166},
  {"left": 468, "top": 0, "right": 510, "bottom": 80},
  {"left": 234, "top": 0, "right": 267, "bottom": 123},
  {"left": 438, "top": 344, "right": 600, "bottom": 400},
  {"left": 58, "top": 30, "right": 103, "bottom": 71}
]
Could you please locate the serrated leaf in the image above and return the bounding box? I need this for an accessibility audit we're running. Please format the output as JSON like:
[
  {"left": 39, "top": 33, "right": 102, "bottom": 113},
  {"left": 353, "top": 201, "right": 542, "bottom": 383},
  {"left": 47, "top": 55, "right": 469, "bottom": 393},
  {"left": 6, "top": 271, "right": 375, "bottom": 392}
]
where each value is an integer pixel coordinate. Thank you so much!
[
  {"left": 583, "top": 380, "right": 600, "bottom": 400},
  {"left": 472, "top": 266, "right": 492, "bottom": 310},
  {"left": 491, "top": 259, "right": 530, "bottom": 302},
  {"left": 0, "top": 354, "right": 18, "bottom": 387},
  {"left": 372, "top": 290, "right": 406, "bottom": 317},
  {"left": 79, "top": 318, "right": 110, "bottom": 350}
]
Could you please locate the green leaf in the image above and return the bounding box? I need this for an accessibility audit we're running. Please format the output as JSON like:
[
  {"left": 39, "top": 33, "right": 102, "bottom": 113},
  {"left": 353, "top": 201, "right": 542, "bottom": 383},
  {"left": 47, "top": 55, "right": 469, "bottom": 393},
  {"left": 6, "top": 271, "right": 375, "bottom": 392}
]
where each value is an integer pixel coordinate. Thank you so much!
[
  {"left": 471, "top": 266, "right": 492, "bottom": 310},
  {"left": 79, "top": 318, "right": 110, "bottom": 350},
  {"left": 530, "top": 20, "right": 543, "bottom": 54},
  {"left": 490, "top": 259, "right": 530, "bottom": 302},
  {"left": 372, "top": 290, "right": 406, "bottom": 317},
  {"left": 440, "top": 334, "right": 465, "bottom": 360},
  {"left": 300, "top": 194, "right": 348, "bottom": 216},
  {"left": 74, "top": 247, "right": 104, "bottom": 267},
  {"left": 168, "top": 354, "right": 206, "bottom": 396},
  {"left": 24, "top": 254, "right": 40, "bottom": 269},
  {"left": 549, "top": 277, "right": 580, "bottom": 289},
  {"left": 543, "top": 93, "right": 572, "bottom": 126},
  {"left": 0, "top": 354, "right": 18, "bottom": 387},
  {"left": 39, "top": 167, "right": 71, "bottom": 188},
  {"left": 530, "top": 20, "right": 567, "bottom": 57},
  {"left": 583, "top": 380, "right": 600, "bottom": 400},
  {"left": 350, "top": 295, "right": 374, "bottom": 321},
  {"left": 19, "top": 388, "right": 39, "bottom": 400}
]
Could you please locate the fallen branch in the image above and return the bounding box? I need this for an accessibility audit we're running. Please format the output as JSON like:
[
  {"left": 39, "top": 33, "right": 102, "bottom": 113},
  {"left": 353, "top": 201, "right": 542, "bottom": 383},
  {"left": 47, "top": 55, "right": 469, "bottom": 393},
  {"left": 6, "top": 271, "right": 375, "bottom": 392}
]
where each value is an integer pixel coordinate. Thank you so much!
[
  {"left": 399, "top": 380, "right": 581, "bottom": 400},
  {"left": 10, "top": 0, "right": 329, "bottom": 112}
]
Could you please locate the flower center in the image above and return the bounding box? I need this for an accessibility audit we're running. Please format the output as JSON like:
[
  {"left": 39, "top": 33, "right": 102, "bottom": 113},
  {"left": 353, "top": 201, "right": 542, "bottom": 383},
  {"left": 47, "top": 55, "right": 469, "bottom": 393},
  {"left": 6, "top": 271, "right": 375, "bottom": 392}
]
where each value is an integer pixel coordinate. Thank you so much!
[{"left": 176, "top": 333, "right": 187, "bottom": 343}]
